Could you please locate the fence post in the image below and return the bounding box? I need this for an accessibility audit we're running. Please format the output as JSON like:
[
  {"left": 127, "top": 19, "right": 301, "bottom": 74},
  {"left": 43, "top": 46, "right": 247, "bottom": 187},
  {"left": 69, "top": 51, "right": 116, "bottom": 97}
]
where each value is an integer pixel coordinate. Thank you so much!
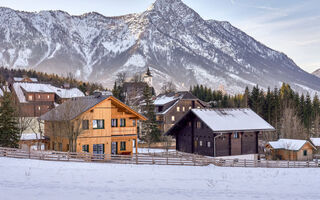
[{"left": 136, "top": 154, "right": 138, "bottom": 165}]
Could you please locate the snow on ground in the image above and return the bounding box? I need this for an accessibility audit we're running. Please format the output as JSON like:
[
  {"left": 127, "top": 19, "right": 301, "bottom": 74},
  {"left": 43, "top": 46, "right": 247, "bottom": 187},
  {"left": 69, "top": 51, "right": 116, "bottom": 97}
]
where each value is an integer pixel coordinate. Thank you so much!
[
  {"left": 1, "top": 157, "right": 320, "bottom": 200},
  {"left": 134, "top": 148, "right": 175, "bottom": 154}
]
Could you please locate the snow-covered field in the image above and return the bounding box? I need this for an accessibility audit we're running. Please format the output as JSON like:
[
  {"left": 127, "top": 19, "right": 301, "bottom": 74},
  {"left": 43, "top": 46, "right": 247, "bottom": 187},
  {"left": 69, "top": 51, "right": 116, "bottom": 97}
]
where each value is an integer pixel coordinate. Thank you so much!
[{"left": 1, "top": 157, "right": 320, "bottom": 200}]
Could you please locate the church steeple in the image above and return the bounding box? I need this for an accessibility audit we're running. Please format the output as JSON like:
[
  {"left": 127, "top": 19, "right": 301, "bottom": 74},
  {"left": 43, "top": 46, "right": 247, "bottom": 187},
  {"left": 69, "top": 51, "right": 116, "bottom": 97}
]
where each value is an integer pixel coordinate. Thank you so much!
[{"left": 143, "top": 67, "right": 153, "bottom": 87}]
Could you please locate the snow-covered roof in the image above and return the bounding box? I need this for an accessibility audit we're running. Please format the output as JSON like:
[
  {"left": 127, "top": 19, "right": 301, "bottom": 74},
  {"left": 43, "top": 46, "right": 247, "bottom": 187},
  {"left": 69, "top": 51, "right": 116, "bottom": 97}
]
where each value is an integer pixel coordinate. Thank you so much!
[
  {"left": 12, "top": 82, "right": 85, "bottom": 103},
  {"left": 53, "top": 87, "right": 85, "bottom": 99},
  {"left": 14, "top": 77, "right": 38, "bottom": 82},
  {"left": 20, "top": 133, "right": 45, "bottom": 141},
  {"left": 267, "top": 139, "right": 315, "bottom": 151},
  {"left": 310, "top": 138, "right": 320, "bottom": 146},
  {"left": 154, "top": 96, "right": 178, "bottom": 105},
  {"left": 191, "top": 108, "right": 275, "bottom": 132}
]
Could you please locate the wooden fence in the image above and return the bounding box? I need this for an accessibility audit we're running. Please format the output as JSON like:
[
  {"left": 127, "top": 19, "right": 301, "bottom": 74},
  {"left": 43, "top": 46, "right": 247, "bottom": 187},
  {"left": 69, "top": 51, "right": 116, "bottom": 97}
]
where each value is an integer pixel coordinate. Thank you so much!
[{"left": 0, "top": 147, "right": 319, "bottom": 168}]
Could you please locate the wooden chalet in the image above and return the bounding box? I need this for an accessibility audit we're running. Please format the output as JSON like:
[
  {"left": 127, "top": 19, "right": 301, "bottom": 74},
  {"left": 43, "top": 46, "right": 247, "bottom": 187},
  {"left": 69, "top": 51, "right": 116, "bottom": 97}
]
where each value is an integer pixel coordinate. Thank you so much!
[
  {"left": 39, "top": 94, "right": 147, "bottom": 155},
  {"left": 10, "top": 78, "right": 84, "bottom": 117},
  {"left": 19, "top": 133, "right": 48, "bottom": 151},
  {"left": 266, "top": 139, "right": 316, "bottom": 161},
  {"left": 165, "top": 108, "right": 275, "bottom": 157},
  {"left": 153, "top": 91, "right": 207, "bottom": 134}
]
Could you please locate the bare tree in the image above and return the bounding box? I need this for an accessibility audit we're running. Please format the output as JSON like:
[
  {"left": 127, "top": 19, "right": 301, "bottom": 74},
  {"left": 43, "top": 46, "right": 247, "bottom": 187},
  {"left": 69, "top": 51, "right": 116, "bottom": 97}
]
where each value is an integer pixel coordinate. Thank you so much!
[
  {"left": 161, "top": 81, "right": 176, "bottom": 94},
  {"left": 45, "top": 99, "right": 88, "bottom": 152},
  {"left": 116, "top": 72, "right": 127, "bottom": 86},
  {"left": 131, "top": 73, "right": 142, "bottom": 83},
  {"left": 280, "top": 107, "right": 306, "bottom": 139}
]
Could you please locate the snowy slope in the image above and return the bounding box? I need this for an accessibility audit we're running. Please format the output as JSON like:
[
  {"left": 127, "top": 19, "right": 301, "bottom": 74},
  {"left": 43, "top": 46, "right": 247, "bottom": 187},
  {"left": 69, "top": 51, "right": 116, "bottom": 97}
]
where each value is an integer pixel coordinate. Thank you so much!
[
  {"left": 1, "top": 157, "right": 320, "bottom": 200},
  {"left": 1, "top": 0, "right": 320, "bottom": 94}
]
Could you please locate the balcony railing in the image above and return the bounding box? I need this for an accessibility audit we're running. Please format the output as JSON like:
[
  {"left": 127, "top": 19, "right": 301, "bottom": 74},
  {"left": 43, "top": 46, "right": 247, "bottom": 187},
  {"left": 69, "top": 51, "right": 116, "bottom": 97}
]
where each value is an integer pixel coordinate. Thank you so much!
[{"left": 111, "top": 127, "right": 136, "bottom": 135}]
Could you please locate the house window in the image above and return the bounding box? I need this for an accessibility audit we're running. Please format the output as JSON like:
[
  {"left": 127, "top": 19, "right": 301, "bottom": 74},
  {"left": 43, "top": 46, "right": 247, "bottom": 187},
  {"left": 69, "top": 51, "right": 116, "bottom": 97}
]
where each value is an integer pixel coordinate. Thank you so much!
[
  {"left": 207, "top": 141, "right": 211, "bottom": 147},
  {"left": 28, "top": 95, "right": 33, "bottom": 101},
  {"left": 188, "top": 122, "right": 192, "bottom": 127},
  {"left": 194, "top": 140, "right": 198, "bottom": 148},
  {"left": 38, "top": 94, "right": 41, "bottom": 99},
  {"left": 132, "top": 120, "right": 136, "bottom": 127},
  {"left": 197, "top": 106, "right": 201, "bottom": 109},
  {"left": 120, "top": 118, "right": 126, "bottom": 127},
  {"left": 59, "top": 143, "right": 62, "bottom": 151},
  {"left": 199, "top": 141, "right": 203, "bottom": 147},
  {"left": 111, "top": 119, "right": 118, "bottom": 127},
  {"left": 47, "top": 95, "right": 50, "bottom": 99},
  {"left": 189, "top": 106, "right": 192, "bottom": 110},
  {"left": 303, "top": 150, "right": 307, "bottom": 156},
  {"left": 182, "top": 106, "right": 185, "bottom": 112},
  {"left": 177, "top": 106, "right": 180, "bottom": 112},
  {"left": 120, "top": 141, "right": 126, "bottom": 151},
  {"left": 82, "top": 120, "right": 89, "bottom": 130},
  {"left": 93, "top": 120, "right": 104, "bottom": 129},
  {"left": 38, "top": 106, "right": 41, "bottom": 111},
  {"left": 82, "top": 145, "right": 89, "bottom": 153},
  {"left": 234, "top": 132, "right": 239, "bottom": 139},
  {"left": 196, "top": 121, "right": 202, "bottom": 129},
  {"left": 171, "top": 116, "right": 175, "bottom": 122}
]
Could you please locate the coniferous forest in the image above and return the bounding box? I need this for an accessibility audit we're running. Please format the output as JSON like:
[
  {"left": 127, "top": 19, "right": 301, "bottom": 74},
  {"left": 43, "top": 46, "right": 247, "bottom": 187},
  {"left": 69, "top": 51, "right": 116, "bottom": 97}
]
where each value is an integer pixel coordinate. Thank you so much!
[
  {"left": 0, "top": 67, "right": 105, "bottom": 95},
  {"left": 190, "top": 84, "right": 320, "bottom": 140}
]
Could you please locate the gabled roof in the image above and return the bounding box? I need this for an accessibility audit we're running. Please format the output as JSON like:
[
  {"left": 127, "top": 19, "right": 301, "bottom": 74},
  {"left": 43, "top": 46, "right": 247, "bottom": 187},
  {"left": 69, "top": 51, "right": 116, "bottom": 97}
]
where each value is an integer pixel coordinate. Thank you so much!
[
  {"left": 192, "top": 108, "right": 275, "bottom": 132},
  {"left": 267, "top": 139, "right": 316, "bottom": 151},
  {"left": 310, "top": 138, "right": 320, "bottom": 147},
  {"left": 154, "top": 91, "right": 199, "bottom": 106},
  {"left": 39, "top": 95, "right": 147, "bottom": 121},
  {"left": 12, "top": 82, "right": 84, "bottom": 103},
  {"left": 166, "top": 108, "right": 275, "bottom": 135}
]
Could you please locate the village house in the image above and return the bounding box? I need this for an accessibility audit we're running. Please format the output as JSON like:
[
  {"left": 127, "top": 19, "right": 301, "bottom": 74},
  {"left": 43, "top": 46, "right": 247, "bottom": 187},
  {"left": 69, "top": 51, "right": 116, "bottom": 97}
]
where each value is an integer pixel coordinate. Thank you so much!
[
  {"left": 310, "top": 138, "right": 320, "bottom": 154},
  {"left": 9, "top": 77, "right": 85, "bottom": 117},
  {"left": 165, "top": 108, "right": 275, "bottom": 157},
  {"left": 153, "top": 91, "right": 207, "bottom": 135},
  {"left": 265, "top": 139, "right": 316, "bottom": 161},
  {"left": 7, "top": 77, "right": 85, "bottom": 151},
  {"left": 39, "top": 93, "right": 147, "bottom": 154}
]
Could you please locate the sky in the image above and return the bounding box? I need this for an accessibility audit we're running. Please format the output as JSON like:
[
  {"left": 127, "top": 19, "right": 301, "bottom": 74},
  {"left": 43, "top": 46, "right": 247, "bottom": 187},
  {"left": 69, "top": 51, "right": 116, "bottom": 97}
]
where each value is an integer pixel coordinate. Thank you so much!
[{"left": 0, "top": 0, "right": 319, "bottom": 73}]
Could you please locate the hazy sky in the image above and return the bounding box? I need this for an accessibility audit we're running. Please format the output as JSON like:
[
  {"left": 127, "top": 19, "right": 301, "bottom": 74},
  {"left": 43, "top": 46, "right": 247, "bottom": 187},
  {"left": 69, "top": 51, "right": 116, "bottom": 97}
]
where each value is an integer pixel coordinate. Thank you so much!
[{"left": 1, "top": 0, "right": 319, "bottom": 72}]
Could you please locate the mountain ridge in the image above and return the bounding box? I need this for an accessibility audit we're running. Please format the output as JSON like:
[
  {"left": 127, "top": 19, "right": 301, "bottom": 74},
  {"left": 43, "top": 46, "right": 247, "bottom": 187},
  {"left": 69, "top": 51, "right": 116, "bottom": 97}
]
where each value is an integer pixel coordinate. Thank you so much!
[{"left": 0, "top": 0, "right": 319, "bottom": 94}]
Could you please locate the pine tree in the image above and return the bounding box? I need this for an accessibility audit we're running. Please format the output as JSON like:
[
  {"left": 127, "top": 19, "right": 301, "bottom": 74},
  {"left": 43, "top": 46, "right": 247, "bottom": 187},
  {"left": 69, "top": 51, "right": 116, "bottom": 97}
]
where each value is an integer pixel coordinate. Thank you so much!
[
  {"left": 141, "top": 86, "right": 161, "bottom": 145},
  {"left": 0, "top": 91, "right": 20, "bottom": 148}
]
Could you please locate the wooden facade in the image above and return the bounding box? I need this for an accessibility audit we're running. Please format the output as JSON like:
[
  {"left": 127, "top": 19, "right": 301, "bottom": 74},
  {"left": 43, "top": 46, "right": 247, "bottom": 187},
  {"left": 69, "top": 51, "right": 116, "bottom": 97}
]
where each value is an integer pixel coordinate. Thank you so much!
[
  {"left": 154, "top": 92, "right": 206, "bottom": 134},
  {"left": 166, "top": 108, "right": 274, "bottom": 157},
  {"left": 41, "top": 95, "right": 147, "bottom": 155},
  {"left": 266, "top": 139, "right": 316, "bottom": 161}
]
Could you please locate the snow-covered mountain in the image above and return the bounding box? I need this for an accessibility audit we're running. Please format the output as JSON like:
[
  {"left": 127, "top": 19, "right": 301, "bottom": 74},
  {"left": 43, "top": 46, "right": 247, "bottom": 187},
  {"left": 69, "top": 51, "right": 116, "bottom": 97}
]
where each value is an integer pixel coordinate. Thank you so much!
[
  {"left": 312, "top": 69, "right": 320, "bottom": 78},
  {"left": 1, "top": 0, "right": 320, "bottom": 94}
]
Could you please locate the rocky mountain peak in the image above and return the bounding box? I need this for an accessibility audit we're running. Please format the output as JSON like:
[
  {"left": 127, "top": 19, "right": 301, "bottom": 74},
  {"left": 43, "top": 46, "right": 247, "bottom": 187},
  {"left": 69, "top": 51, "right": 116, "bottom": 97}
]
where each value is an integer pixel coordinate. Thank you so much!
[{"left": 0, "top": 1, "right": 320, "bottom": 95}]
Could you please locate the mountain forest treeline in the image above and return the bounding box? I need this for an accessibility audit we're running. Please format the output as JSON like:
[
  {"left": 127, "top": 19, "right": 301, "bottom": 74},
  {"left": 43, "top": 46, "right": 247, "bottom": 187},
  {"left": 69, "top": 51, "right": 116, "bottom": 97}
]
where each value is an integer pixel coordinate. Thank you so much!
[
  {"left": 190, "top": 84, "right": 320, "bottom": 140},
  {"left": 0, "top": 67, "right": 105, "bottom": 95}
]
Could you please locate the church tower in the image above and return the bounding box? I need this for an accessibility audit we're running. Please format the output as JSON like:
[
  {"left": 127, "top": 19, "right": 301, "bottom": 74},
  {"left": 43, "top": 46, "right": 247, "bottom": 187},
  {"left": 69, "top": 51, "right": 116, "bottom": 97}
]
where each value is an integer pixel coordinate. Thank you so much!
[{"left": 143, "top": 67, "right": 153, "bottom": 87}]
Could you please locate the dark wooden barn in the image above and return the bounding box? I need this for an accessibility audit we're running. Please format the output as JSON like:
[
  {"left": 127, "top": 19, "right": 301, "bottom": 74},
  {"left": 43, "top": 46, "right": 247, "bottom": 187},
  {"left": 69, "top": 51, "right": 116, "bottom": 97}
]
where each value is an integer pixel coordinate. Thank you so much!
[{"left": 165, "top": 108, "right": 275, "bottom": 157}]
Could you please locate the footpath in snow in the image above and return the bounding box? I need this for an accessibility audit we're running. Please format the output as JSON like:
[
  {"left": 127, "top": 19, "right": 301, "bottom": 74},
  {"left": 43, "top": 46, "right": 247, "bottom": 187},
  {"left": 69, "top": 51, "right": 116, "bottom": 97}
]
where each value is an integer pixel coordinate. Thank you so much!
[{"left": 0, "top": 157, "right": 319, "bottom": 200}]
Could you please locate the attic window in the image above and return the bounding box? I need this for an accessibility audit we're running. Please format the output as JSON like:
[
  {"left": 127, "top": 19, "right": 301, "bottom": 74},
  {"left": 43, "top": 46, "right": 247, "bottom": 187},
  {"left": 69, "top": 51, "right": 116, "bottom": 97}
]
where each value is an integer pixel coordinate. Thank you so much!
[
  {"left": 177, "top": 106, "right": 180, "bottom": 112},
  {"left": 28, "top": 95, "right": 33, "bottom": 101},
  {"left": 196, "top": 121, "right": 202, "bottom": 129},
  {"left": 47, "top": 95, "right": 50, "bottom": 99},
  {"left": 182, "top": 107, "right": 185, "bottom": 112},
  {"left": 38, "top": 94, "right": 41, "bottom": 99}
]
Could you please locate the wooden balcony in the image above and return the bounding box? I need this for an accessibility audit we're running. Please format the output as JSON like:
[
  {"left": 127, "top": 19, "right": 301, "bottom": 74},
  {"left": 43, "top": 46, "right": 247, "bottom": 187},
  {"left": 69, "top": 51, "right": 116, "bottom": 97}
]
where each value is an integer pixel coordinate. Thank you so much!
[{"left": 111, "top": 127, "right": 137, "bottom": 136}]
